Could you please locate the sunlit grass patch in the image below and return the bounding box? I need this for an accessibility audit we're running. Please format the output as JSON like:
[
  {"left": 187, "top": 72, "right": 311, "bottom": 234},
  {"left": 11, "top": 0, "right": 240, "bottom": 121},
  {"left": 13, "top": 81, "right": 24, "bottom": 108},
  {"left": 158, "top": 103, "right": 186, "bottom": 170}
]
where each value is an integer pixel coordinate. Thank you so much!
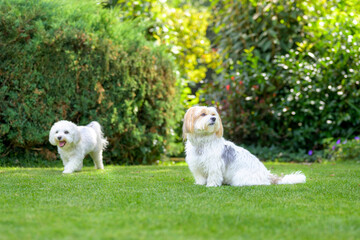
[{"left": 0, "top": 162, "right": 359, "bottom": 240}]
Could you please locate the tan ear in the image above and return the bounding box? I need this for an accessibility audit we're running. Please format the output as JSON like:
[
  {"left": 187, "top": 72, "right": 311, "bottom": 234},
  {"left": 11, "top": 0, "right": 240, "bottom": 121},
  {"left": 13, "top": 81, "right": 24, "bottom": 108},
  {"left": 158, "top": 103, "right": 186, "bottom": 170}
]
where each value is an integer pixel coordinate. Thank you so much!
[
  {"left": 182, "top": 107, "right": 197, "bottom": 140},
  {"left": 215, "top": 116, "right": 223, "bottom": 138},
  {"left": 212, "top": 107, "right": 223, "bottom": 138}
]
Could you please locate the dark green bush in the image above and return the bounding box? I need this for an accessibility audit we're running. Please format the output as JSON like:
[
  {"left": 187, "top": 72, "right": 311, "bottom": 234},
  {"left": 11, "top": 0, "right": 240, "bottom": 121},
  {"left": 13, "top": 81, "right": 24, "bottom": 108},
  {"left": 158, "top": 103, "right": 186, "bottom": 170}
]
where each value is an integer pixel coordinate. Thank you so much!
[
  {"left": 245, "top": 144, "right": 320, "bottom": 163},
  {"left": 0, "top": 0, "right": 181, "bottom": 165},
  {"left": 203, "top": 0, "right": 360, "bottom": 154}
]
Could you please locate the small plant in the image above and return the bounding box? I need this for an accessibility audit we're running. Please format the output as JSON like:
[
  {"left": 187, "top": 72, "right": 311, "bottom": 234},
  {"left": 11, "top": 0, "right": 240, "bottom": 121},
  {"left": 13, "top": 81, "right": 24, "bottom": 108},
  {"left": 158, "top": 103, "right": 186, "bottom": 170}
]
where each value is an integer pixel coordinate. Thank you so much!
[{"left": 326, "top": 137, "right": 360, "bottom": 161}]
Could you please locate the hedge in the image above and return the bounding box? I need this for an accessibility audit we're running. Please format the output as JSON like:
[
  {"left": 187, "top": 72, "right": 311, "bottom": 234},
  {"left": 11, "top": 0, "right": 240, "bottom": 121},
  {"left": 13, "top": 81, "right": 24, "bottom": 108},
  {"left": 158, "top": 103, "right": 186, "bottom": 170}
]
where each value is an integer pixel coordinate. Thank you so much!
[
  {"left": 203, "top": 0, "right": 360, "bottom": 153},
  {"left": 0, "top": 0, "right": 181, "bottom": 165}
]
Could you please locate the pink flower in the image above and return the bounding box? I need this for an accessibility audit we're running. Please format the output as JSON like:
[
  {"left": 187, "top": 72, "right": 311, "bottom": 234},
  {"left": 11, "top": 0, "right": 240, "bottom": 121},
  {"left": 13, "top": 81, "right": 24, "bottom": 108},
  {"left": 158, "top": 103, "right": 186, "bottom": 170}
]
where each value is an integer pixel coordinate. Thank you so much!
[{"left": 226, "top": 85, "right": 230, "bottom": 91}]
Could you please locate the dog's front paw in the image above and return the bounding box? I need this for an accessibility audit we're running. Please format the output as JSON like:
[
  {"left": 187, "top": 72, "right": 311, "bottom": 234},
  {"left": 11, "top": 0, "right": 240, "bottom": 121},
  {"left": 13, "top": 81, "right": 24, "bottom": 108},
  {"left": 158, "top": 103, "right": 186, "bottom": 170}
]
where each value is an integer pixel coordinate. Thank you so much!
[
  {"left": 206, "top": 182, "right": 222, "bottom": 187},
  {"left": 194, "top": 176, "right": 207, "bottom": 185},
  {"left": 62, "top": 169, "right": 74, "bottom": 174},
  {"left": 195, "top": 180, "right": 206, "bottom": 185},
  {"left": 95, "top": 164, "right": 104, "bottom": 170}
]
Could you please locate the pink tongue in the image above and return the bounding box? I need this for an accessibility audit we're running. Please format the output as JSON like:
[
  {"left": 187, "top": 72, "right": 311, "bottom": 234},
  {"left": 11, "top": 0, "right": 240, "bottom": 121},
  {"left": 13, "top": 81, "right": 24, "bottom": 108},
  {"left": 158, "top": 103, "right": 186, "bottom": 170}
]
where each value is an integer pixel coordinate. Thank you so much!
[{"left": 59, "top": 141, "right": 66, "bottom": 147}]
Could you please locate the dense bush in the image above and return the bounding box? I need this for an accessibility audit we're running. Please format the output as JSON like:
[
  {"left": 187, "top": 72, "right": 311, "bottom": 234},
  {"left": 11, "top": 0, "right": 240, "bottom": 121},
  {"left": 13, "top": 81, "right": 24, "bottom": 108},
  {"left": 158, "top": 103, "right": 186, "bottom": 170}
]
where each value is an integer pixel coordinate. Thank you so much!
[
  {"left": 0, "top": 0, "right": 180, "bottom": 164},
  {"left": 101, "top": 0, "right": 218, "bottom": 103},
  {"left": 203, "top": 0, "right": 360, "bottom": 154},
  {"left": 100, "top": 0, "right": 220, "bottom": 155}
]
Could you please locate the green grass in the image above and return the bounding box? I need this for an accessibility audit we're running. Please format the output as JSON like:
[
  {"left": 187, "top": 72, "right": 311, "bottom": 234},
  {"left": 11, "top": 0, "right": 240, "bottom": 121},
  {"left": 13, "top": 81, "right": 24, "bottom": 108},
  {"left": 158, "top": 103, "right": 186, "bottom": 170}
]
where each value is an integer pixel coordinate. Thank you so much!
[{"left": 1, "top": 162, "right": 359, "bottom": 240}]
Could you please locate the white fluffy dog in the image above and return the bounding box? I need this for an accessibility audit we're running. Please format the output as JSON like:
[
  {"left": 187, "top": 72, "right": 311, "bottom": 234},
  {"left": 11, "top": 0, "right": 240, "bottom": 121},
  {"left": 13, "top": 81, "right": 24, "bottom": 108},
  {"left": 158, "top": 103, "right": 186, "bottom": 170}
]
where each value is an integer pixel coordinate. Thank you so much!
[
  {"left": 49, "top": 120, "right": 108, "bottom": 174},
  {"left": 183, "top": 106, "right": 306, "bottom": 187}
]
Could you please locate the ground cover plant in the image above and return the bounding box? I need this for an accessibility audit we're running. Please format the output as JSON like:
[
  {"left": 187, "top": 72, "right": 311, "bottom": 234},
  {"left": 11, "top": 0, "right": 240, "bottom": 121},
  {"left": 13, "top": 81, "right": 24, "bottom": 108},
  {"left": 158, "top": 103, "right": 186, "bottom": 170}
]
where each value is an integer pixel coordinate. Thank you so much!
[{"left": 1, "top": 162, "right": 359, "bottom": 240}]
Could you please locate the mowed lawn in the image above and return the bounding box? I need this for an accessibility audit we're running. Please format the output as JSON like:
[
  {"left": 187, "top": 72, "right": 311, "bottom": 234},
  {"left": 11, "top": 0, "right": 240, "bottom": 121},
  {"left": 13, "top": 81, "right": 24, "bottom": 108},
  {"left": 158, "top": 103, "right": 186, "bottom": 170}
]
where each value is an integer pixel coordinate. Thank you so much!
[{"left": 0, "top": 162, "right": 359, "bottom": 240}]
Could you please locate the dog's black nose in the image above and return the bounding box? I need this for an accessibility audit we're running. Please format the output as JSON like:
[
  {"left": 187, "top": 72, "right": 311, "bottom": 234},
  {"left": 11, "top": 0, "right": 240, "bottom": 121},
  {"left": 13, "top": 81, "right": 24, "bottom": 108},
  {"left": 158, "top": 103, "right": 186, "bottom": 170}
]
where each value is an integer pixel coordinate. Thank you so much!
[
  {"left": 57, "top": 136, "right": 62, "bottom": 140},
  {"left": 210, "top": 117, "right": 216, "bottom": 122}
]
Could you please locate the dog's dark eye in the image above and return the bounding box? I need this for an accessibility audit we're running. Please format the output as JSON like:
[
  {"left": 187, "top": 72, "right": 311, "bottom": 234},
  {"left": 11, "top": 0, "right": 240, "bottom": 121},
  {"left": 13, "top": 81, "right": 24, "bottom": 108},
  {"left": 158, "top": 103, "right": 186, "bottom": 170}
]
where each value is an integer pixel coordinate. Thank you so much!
[
  {"left": 201, "top": 113, "right": 206, "bottom": 117},
  {"left": 55, "top": 131, "right": 59, "bottom": 134},
  {"left": 64, "top": 131, "right": 69, "bottom": 134}
]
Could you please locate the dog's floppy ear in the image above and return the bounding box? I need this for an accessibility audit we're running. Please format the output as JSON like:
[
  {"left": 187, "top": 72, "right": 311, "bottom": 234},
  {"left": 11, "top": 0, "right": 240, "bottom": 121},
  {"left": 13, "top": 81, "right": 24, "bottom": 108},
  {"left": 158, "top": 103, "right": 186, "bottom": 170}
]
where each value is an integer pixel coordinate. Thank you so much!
[
  {"left": 72, "top": 127, "right": 81, "bottom": 144},
  {"left": 215, "top": 115, "right": 223, "bottom": 138},
  {"left": 49, "top": 125, "right": 57, "bottom": 146},
  {"left": 182, "top": 107, "right": 197, "bottom": 140},
  {"left": 208, "top": 106, "right": 223, "bottom": 138}
]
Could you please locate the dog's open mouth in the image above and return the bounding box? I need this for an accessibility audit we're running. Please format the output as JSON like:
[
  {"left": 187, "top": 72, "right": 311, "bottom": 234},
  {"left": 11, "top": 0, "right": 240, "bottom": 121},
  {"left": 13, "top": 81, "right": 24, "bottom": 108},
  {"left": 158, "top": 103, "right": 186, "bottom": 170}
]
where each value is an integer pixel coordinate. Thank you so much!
[
  {"left": 59, "top": 141, "right": 67, "bottom": 147},
  {"left": 209, "top": 123, "right": 215, "bottom": 126}
]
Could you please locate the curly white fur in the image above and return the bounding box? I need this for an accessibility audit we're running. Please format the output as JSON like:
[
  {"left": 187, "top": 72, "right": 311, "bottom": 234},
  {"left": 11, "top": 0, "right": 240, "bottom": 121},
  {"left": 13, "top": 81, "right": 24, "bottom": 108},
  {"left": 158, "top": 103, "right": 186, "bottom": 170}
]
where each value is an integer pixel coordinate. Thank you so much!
[
  {"left": 49, "top": 120, "right": 108, "bottom": 174},
  {"left": 183, "top": 106, "right": 306, "bottom": 187}
]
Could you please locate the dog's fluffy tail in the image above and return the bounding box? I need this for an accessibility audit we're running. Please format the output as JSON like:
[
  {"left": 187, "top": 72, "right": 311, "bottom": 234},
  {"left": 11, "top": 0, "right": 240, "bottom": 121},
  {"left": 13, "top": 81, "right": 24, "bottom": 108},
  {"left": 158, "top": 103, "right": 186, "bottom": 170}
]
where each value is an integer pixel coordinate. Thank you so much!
[
  {"left": 271, "top": 171, "right": 306, "bottom": 185},
  {"left": 276, "top": 171, "right": 306, "bottom": 185},
  {"left": 88, "top": 121, "right": 108, "bottom": 150}
]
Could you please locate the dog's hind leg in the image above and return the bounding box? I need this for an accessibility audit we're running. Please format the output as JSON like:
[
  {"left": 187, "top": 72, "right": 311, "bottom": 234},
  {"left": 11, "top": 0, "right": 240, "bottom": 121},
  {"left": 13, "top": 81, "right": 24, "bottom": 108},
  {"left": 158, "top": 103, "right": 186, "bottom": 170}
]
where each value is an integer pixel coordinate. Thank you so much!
[{"left": 90, "top": 151, "right": 104, "bottom": 169}]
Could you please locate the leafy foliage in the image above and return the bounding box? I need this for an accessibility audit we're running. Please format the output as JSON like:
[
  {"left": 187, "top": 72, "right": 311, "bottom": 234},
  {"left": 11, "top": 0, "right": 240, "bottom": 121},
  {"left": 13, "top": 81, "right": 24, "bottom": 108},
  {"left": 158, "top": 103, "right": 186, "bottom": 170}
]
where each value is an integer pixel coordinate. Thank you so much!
[
  {"left": 0, "top": 0, "right": 180, "bottom": 164},
  {"left": 245, "top": 145, "right": 319, "bottom": 163},
  {"left": 211, "top": 0, "right": 304, "bottom": 68},
  {"left": 101, "top": 0, "right": 220, "bottom": 106},
  {"left": 100, "top": 0, "right": 155, "bottom": 20},
  {"left": 204, "top": 0, "right": 360, "bottom": 154},
  {"left": 325, "top": 137, "right": 360, "bottom": 161},
  {"left": 100, "top": 0, "right": 220, "bottom": 155}
]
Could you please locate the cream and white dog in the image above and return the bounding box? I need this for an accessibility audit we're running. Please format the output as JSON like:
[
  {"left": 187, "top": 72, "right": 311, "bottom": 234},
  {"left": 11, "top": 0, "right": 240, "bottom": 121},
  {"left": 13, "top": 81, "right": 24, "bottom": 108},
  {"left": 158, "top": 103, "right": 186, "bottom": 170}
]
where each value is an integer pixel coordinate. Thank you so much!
[
  {"left": 49, "top": 120, "right": 108, "bottom": 174},
  {"left": 183, "top": 106, "right": 306, "bottom": 187}
]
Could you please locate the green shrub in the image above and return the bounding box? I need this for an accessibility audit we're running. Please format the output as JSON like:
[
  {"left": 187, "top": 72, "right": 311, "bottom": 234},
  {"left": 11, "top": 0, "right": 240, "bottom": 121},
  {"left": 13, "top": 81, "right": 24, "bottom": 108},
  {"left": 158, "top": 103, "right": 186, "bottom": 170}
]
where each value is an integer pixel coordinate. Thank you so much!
[
  {"left": 203, "top": 0, "right": 360, "bottom": 154},
  {"left": 100, "top": 0, "right": 221, "bottom": 156},
  {"left": 325, "top": 137, "right": 360, "bottom": 161},
  {"left": 100, "top": 0, "right": 219, "bottom": 107},
  {"left": 0, "top": 0, "right": 180, "bottom": 165}
]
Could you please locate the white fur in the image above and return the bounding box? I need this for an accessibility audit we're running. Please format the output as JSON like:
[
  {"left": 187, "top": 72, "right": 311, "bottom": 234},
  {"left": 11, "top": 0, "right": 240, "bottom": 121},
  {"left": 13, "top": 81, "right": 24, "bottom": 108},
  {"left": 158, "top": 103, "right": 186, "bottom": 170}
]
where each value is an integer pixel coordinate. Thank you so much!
[
  {"left": 49, "top": 120, "right": 108, "bottom": 174},
  {"left": 183, "top": 106, "right": 306, "bottom": 187}
]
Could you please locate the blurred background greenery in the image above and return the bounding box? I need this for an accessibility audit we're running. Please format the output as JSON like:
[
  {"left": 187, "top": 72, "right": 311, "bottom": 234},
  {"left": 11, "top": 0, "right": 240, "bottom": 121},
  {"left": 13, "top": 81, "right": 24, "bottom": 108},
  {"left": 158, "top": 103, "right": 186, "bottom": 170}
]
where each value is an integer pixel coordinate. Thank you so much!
[{"left": 1, "top": 0, "right": 360, "bottom": 165}]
